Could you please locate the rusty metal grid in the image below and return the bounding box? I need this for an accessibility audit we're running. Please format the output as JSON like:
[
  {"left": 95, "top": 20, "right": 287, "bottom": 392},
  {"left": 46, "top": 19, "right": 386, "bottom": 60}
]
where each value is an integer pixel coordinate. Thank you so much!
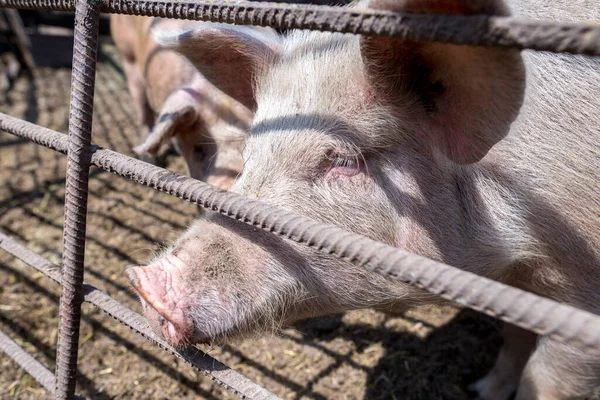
[
  {"left": 1, "top": 0, "right": 600, "bottom": 56},
  {"left": 0, "top": 330, "right": 56, "bottom": 395},
  {"left": 0, "top": 231, "right": 281, "bottom": 400},
  {"left": 0, "top": 1, "right": 599, "bottom": 399}
]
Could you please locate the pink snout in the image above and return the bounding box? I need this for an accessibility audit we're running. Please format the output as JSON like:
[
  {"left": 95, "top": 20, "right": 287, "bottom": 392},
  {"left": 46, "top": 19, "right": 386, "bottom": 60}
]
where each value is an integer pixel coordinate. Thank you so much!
[{"left": 126, "top": 254, "right": 192, "bottom": 347}]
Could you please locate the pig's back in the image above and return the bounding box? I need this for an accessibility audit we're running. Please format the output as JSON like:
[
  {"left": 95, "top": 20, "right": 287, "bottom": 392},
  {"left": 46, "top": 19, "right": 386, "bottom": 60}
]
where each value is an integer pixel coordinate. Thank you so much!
[
  {"left": 490, "top": 1, "right": 599, "bottom": 259},
  {"left": 507, "top": 0, "right": 599, "bottom": 22},
  {"left": 141, "top": 19, "right": 199, "bottom": 111}
]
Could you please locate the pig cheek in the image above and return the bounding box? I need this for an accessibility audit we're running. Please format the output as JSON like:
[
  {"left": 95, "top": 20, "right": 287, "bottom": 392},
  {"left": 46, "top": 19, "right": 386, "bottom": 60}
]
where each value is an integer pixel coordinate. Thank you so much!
[
  {"left": 321, "top": 173, "right": 376, "bottom": 210},
  {"left": 184, "top": 245, "right": 272, "bottom": 339},
  {"left": 396, "top": 218, "right": 441, "bottom": 262},
  {"left": 189, "top": 288, "right": 238, "bottom": 340}
]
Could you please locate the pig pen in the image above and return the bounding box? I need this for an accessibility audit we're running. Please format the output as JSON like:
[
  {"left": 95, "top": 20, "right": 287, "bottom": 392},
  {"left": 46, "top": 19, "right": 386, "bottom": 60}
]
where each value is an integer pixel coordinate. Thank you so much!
[
  {"left": 0, "top": 2, "right": 598, "bottom": 399},
  {"left": 0, "top": 39, "right": 505, "bottom": 400}
]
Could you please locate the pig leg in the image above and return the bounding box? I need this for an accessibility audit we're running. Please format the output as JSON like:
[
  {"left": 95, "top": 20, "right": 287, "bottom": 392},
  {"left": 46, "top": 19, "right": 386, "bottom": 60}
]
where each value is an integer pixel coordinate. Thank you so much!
[
  {"left": 515, "top": 337, "right": 600, "bottom": 400},
  {"left": 470, "top": 324, "right": 537, "bottom": 400},
  {"left": 121, "top": 59, "right": 157, "bottom": 164}
]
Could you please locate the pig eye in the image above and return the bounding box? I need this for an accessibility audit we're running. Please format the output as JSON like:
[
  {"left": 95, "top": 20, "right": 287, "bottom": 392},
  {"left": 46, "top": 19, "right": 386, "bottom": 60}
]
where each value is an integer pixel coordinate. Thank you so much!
[{"left": 327, "top": 156, "right": 364, "bottom": 177}]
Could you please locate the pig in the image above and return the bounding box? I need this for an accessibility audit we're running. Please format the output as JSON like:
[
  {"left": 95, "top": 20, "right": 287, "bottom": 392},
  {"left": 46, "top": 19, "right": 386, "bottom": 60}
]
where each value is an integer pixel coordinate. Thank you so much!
[
  {"left": 125, "top": 0, "right": 600, "bottom": 398},
  {"left": 110, "top": 15, "right": 254, "bottom": 189}
]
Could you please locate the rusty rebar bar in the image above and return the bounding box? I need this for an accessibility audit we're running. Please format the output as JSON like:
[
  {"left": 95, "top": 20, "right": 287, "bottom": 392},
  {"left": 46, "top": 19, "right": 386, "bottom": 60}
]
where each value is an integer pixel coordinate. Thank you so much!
[
  {"left": 54, "top": 0, "right": 101, "bottom": 397},
  {"left": 1, "top": 112, "right": 599, "bottom": 353},
  {"left": 0, "top": 330, "right": 56, "bottom": 394},
  {"left": 0, "top": 0, "right": 599, "bottom": 56},
  {"left": 0, "top": 231, "right": 281, "bottom": 400}
]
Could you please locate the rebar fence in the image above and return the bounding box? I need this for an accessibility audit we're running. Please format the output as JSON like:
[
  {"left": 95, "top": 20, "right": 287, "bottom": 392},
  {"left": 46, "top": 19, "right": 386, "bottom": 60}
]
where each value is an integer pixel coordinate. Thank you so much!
[{"left": 0, "top": 1, "right": 598, "bottom": 399}]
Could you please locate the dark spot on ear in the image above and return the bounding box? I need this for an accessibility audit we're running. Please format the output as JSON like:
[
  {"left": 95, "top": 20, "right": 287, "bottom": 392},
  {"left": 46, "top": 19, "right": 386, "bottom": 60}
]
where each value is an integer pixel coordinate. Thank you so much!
[
  {"left": 406, "top": 58, "right": 445, "bottom": 115},
  {"left": 422, "top": 80, "right": 445, "bottom": 115}
]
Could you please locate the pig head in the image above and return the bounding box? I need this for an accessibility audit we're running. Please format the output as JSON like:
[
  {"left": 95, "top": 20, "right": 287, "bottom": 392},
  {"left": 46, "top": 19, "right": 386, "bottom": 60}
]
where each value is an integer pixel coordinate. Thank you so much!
[
  {"left": 127, "top": 1, "right": 600, "bottom": 398},
  {"left": 110, "top": 16, "right": 257, "bottom": 189},
  {"left": 127, "top": 0, "right": 526, "bottom": 344}
]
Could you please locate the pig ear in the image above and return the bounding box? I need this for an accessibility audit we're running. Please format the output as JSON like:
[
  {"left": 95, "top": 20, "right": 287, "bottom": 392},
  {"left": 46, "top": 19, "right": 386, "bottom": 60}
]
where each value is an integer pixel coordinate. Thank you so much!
[
  {"left": 134, "top": 91, "right": 199, "bottom": 156},
  {"left": 360, "top": 0, "right": 525, "bottom": 164},
  {"left": 153, "top": 24, "right": 281, "bottom": 111}
]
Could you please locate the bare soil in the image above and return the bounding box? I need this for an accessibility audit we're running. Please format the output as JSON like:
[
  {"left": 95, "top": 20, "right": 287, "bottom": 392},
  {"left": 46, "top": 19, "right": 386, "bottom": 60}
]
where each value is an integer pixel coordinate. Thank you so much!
[{"left": 0, "top": 42, "right": 502, "bottom": 399}]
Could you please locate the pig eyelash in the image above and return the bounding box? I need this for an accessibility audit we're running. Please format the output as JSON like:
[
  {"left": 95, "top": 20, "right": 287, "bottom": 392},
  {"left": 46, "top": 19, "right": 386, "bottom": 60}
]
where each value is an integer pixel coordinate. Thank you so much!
[
  {"left": 333, "top": 157, "right": 357, "bottom": 169},
  {"left": 327, "top": 155, "right": 364, "bottom": 177}
]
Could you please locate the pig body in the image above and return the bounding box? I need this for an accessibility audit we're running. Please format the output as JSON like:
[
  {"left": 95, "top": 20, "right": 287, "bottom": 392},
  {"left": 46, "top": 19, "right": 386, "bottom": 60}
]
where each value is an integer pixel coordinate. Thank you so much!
[
  {"left": 110, "top": 15, "right": 251, "bottom": 189},
  {"left": 126, "top": 1, "right": 600, "bottom": 398}
]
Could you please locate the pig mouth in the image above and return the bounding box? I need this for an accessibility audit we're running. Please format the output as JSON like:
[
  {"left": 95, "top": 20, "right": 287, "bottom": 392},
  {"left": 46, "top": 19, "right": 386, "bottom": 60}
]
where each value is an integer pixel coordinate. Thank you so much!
[{"left": 126, "top": 256, "right": 198, "bottom": 347}]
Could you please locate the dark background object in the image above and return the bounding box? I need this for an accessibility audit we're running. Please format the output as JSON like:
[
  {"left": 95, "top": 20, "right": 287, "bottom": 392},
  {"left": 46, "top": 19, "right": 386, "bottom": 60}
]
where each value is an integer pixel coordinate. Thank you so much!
[
  {"left": 0, "top": 0, "right": 348, "bottom": 78},
  {"left": 1, "top": 10, "right": 110, "bottom": 68}
]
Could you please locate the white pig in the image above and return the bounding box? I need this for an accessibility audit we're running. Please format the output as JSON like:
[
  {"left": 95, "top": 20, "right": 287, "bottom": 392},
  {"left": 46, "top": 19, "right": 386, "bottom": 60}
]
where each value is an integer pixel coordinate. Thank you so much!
[
  {"left": 111, "top": 15, "right": 255, "bottom": 189},
  {"left": 126, "top": 1, "right": 600, "bottom": 398}
]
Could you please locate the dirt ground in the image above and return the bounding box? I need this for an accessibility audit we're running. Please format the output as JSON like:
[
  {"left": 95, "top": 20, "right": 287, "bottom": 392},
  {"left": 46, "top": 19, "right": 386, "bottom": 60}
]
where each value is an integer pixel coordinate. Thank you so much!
[{"left": 0, "top": 41, "right": 503, "bottom": 399}]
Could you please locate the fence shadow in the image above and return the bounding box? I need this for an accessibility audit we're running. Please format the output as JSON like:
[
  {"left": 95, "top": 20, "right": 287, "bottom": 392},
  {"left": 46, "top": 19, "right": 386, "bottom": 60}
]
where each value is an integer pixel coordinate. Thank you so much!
[
  {"left": 0, "top": 260, "right": 220, "bottom": 399},
  {"left": 290, "top": 309, "right": 502, "bottom": 400}
]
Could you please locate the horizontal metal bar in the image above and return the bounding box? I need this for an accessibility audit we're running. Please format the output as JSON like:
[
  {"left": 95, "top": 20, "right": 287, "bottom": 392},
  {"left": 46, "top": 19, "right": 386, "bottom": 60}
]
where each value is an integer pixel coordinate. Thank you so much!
[
  {"left": 2, "top": 112, "right": 599, "bottom": 353},
  {"left": 0, "top": 0, "right": 599, "bottom": 56},
  {"left": 0, "top": 231, "right": 281, "bottom": 400},
  {"left": 0, "top": 329, "right": 56, "bottom": 394}
]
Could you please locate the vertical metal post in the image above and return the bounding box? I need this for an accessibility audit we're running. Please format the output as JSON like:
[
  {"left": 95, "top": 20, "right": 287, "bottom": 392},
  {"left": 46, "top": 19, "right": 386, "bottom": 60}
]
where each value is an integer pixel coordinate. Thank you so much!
[{"left": 55, "top": 0, "right": 100, "bottom": 398}]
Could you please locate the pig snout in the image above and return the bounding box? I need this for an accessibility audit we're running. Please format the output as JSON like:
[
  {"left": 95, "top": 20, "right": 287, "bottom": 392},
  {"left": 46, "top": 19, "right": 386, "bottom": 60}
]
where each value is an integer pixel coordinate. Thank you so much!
[
  {"left": 126, "top": 219, "right": 289, "bottom": 345},
  {"left": 128, "top": 214, "right": 414, "bottom": 346},
  {"left": 126, "top": 255, "right": 195, "bottom": 347}
]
